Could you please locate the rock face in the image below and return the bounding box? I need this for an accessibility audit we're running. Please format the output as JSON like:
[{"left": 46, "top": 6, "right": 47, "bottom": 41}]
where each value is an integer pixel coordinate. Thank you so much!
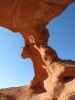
[
  {"left": 0, "top": 0, "right": 75, "bottom": 100},
  {"left": 0, "top": 63, "right": 75, "bottom": 100}
]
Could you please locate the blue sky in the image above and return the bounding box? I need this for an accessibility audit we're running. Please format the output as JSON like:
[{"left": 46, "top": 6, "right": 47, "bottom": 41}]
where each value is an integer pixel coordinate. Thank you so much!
[
  {"left": 0, "top": 3, "right": 75, "bottom": 89},
  {"left": 48, "top": 3, "right": 75, "bottom": 60}
]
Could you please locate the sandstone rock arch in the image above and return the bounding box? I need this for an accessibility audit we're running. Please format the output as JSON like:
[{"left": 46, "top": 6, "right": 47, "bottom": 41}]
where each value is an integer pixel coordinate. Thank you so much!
[{"left": 0, "top": 0, "right": 75, "bottom": 99}]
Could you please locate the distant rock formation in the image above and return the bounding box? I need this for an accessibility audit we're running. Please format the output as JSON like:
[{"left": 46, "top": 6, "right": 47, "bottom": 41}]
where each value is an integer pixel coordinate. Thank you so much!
[{"left": 0, "top": 0, "right": 75, "bottom": 100}]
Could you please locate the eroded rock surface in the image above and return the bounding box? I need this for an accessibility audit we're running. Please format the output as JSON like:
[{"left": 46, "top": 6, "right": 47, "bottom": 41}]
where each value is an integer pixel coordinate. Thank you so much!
[
  {"left": 0, "top": 62, "right": 75, "bottom": 100},
  {"left": 0, "top": 0, "right": 75, "bottom": 100}
]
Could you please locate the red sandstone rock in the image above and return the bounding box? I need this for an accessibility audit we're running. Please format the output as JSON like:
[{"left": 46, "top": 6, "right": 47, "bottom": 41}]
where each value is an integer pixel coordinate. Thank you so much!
[{"left": 0, "top": 0, "right": 75, "bottom": 100}]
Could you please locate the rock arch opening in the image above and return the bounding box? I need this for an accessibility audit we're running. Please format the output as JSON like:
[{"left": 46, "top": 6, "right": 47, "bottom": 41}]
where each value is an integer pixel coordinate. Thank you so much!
[{"left": 0, "top": 27, "right": 34, "bottom": 89}]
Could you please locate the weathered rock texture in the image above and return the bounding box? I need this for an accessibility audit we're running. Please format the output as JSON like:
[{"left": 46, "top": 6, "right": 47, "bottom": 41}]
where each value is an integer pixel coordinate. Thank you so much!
[
  {"left": 0, "top": 63, "right": 75, "bottom": 100},
  {"left": 0, "top": 0, "right": 75, "bottom": 100}
]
